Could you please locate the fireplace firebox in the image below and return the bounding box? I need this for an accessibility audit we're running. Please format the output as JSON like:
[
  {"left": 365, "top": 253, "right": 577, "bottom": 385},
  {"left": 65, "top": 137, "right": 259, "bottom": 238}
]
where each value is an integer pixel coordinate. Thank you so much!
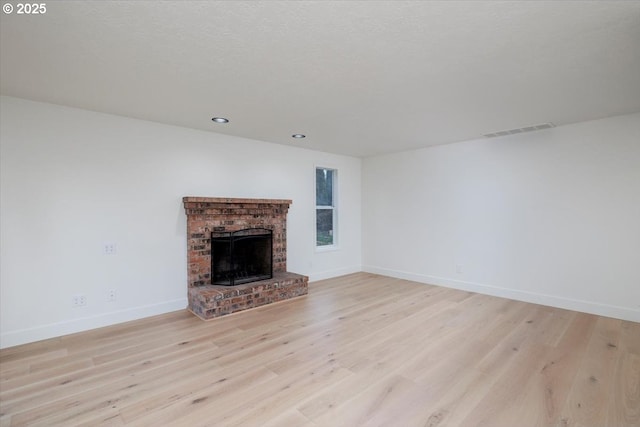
[{"left": 211, "top": 228, "right": 273, "bottom": 286}]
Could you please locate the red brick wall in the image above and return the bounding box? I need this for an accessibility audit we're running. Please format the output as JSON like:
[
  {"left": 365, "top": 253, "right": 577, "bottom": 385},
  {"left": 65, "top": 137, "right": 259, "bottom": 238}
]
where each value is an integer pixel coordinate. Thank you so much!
[{"left": 183, "top": 197, "right": 292, "bottom": 287}]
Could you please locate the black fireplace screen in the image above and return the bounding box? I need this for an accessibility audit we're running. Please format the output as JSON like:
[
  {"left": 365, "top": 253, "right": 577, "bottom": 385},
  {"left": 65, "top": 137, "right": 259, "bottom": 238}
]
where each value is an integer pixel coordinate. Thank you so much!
[{"left": 211, "top": 228, "right": 273, "bottom": 286}]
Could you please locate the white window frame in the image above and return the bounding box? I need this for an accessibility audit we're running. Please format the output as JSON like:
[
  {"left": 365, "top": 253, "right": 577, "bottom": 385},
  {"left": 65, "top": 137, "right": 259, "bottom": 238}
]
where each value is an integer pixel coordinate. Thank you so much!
[{"left": 315, "top": 166, "right": 338, "bottom": 251}]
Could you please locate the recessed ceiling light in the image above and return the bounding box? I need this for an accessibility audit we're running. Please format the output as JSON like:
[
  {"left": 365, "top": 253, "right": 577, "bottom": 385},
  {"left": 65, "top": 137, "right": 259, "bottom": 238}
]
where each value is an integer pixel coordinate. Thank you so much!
[
  {"left": 292, "top": 134, "right": 306, "bottom": 139},
  {"left": 211, "top": 117, "right": 229, "bottom": 123}
]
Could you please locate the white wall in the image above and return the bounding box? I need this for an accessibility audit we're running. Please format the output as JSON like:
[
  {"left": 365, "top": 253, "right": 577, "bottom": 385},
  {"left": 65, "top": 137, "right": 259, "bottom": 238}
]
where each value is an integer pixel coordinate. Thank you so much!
[
  {"left": 363, "top": 113, "right": 640, "bottom": 322},
  {"left": 0, "top": 96, "right": 362, "bottom": 348}
]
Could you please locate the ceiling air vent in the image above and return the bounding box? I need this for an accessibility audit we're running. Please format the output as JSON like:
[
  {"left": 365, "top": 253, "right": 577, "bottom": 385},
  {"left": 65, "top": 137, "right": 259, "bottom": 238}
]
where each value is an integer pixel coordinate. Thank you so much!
[{"left": 483, "top": 122, "right": 555, "bottom": 138}]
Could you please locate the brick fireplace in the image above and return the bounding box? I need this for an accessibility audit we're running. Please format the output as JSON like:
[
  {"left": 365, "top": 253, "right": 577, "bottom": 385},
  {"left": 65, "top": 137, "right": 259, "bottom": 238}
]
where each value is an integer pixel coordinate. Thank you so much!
[{"left": 183, "top": 197, "right": 309, "bottom": 320}]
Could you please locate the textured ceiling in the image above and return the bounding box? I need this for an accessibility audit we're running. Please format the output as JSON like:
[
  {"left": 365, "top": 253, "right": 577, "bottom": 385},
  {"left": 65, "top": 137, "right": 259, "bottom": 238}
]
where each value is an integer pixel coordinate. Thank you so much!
[{"left": 2, "top": 1, "right": 639, "bottom": 157}]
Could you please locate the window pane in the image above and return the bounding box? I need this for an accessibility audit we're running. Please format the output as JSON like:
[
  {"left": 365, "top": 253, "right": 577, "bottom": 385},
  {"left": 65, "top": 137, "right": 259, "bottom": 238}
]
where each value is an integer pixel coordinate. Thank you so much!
[
  {"left": 316, "top": 168, "right": 333, "bottom": 206},
  {"left": 316, "top": 209, "right": 334, "bottom": 246}
]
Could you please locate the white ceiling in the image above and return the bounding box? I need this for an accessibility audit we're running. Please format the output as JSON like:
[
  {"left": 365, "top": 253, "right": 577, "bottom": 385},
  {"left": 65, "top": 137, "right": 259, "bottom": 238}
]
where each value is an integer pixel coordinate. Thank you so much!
[{"left": 2, "top": 1, "right": 639, "bottom": 157}]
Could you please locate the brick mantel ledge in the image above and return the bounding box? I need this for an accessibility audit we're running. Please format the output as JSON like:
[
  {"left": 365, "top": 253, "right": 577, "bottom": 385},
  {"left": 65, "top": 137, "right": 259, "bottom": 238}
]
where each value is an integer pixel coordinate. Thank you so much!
[{"left": 183, "top": 197, "right": 292, "bottom": 205}]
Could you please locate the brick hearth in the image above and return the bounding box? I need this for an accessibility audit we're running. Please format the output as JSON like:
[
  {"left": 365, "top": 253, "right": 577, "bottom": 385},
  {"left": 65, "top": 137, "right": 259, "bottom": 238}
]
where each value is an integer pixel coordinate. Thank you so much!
[{"left": 183, "top": 197, "right": 308, "bottom": 320}]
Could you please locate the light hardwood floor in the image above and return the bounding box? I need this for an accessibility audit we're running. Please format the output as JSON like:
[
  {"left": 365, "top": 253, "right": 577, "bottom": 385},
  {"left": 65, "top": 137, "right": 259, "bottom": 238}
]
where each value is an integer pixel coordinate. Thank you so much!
[{"left": 1, "top": 273, "right": 639, "bottom": 426}]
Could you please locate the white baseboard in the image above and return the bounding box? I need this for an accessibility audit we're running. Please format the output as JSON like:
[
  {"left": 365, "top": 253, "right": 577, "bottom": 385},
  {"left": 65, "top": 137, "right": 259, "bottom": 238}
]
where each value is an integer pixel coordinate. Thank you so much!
[
  {"left": 308, "top": 265, "right": 362, "bottom": 282},
  {"left": 363, "top": 265, "right": 640, "bottom": 323},
  {"left": 0, "top": 298, "right": 187, "bottom": 349}
]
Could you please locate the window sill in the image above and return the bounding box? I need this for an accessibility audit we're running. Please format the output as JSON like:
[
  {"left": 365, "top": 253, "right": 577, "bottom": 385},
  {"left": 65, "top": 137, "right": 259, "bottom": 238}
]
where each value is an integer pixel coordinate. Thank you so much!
[{"left": 315, "top": 244, "right": 339, "bottom": 253}]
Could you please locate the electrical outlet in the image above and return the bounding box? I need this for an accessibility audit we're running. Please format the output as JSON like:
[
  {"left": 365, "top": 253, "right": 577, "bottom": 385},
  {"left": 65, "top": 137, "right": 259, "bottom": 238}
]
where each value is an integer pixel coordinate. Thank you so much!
[
  {"left": 72, "top": 294, "right": 87, "bottom": 307},
  {"left": 455, "top": 264, "right": 463, "bottom": 274},
  {"left": 108, "top": 289, "right": 117, "bottom": 302},
  {"left": 103, "top": 242, "right": 117, "bottom": 255}
]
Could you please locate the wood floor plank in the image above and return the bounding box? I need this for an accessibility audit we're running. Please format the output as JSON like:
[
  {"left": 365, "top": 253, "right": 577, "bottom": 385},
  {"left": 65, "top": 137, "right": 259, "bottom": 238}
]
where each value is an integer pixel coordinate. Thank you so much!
[
  {"left": 495, "top": 312, "right": 597, "bottom": 427},
  {"left": 559, "top": 317, "right": 624, "bottom": 426},
  {"left": 459, "top": 343, "right": 550, "bottom": 427},
  {"left": 259, "top": 409, "right": 315, "bottom": 427},
  {"left": 115, "top": 365, "right": 278, "bottom": 426},
  {"left": 6, "top": 344, "right": 224, "bottom": 426},
  {"left": 1, "top": 273, "right": 637, "bottom": 426},
  {"left": 0, "top": 340, "right": 219, "bottom": 412},
  {"left": 606, "top": 351, "right": 640, "bottom": 427}
]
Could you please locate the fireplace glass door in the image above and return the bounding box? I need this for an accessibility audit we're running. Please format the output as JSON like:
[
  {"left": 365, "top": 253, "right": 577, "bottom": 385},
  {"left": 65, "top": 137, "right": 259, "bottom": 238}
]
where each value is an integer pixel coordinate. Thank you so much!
[{"left": 211, "top": 228, "right": 273, "bottom": 286}]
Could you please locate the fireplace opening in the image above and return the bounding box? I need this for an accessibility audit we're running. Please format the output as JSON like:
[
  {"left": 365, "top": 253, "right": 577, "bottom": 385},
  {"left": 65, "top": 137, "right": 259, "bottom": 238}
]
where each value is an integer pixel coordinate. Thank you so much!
[{"left": 211, "top": 228, "right": 273, "bottom": 286}]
